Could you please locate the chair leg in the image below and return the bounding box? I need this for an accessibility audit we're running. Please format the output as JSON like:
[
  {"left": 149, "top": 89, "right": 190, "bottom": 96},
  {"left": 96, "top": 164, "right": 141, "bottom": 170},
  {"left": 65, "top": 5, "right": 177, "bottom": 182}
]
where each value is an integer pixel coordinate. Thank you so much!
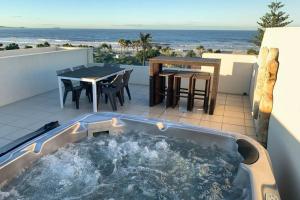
[
  {"left": 89, "top": 86, "right": 93, "bottom": 103},
  {"left": 125, "top": 85, "right": 131, "bottom": 100},
  {"left": 63, "top": 90, "right": 69, "bottom": 105},
  {"left": 121, "top": 88, "right": 125, "bottom": 102},
  {"left": 108, "top": 94, "right": 117, "bottom": 111},
  {"left": 117, "top": 92, "right": 123, "bottom": 106},
  {"left": 72, "top": 91, "right": 76, "bottom": 102},
  {"left": 75, "top": 90, "right": 82, "bottom": 109},
  {"left": 105, "top": 94, "right": 108, "bottom": 104},
  {"left": 99, "top": 85, "right": 103, "bottom": 97},
  {"left": 85, "top": 87, "right": 88, "bottom": 97},
  {"left": 97, "top": 90, "right": 101, "bottom": 107},
  {"left": 87, "top": 87, "right": 92, "bottom": 102}
]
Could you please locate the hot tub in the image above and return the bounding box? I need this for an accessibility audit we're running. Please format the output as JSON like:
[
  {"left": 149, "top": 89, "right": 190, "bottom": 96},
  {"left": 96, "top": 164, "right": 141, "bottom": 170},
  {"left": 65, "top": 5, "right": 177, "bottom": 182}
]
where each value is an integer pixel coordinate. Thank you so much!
[{"left": 0, "top": 113, "right": 279, "bottom": 200}]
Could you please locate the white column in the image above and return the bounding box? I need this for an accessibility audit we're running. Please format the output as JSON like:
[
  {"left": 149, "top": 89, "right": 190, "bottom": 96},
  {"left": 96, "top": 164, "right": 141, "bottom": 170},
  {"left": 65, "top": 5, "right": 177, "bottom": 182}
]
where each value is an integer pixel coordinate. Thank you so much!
[
  {"left": 58, "top": 77, "right": 64, "bottom": 108},
  {"left": 92, "top": 81, "right": 97, "bottom": 112}
]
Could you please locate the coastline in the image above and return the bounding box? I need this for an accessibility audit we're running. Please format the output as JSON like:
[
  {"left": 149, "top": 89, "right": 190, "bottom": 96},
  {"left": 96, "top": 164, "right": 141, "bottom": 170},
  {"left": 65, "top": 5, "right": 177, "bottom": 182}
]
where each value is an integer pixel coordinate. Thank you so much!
[{"left": 0, "top": 29, "right": 257, "bottom": 53}]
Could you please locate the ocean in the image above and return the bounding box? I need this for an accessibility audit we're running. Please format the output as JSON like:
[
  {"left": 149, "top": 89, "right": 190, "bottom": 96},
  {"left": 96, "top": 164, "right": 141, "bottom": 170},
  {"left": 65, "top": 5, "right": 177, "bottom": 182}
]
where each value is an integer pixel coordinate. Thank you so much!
[{"left": 0, "top": 28, "right": 256, "bottom": 52}]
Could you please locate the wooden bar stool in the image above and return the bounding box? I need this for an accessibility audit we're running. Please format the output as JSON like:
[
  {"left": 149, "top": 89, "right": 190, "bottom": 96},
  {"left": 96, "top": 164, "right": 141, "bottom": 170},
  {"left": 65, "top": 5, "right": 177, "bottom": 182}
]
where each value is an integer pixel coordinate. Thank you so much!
[
  {"left": 158, "top": 70, "right": 176, "bottom": 107},
  {"left": 173, "top": 72, "right": 195, "bottom": 111},
  {"left": 192, "top": 72, "right": 212, "bottom": 113}
]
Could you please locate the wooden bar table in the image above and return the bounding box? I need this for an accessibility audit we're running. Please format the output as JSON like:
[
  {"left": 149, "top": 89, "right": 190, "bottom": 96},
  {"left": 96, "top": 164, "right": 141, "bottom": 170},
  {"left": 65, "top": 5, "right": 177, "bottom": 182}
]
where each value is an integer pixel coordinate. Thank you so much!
[{"left": 149, "top": 56, "right": 221, "bottom": 115}]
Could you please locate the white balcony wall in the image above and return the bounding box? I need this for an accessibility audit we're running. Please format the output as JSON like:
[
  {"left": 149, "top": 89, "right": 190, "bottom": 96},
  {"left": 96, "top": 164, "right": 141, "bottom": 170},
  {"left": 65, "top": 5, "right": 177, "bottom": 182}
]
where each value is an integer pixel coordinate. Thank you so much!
[
  {"left": 0, "top": 47, "right": 60, "bottom": 57},
  {"left": 253, "top": 27, "right": 300, "bottom": 200},
  {"left": 0, "top": 47, "right": 92, "bottom": 107},
  {"left": 202, "top": 53, "right": 257, "bottom": 95},
  {"left": 121, "top": 53, "right": 256, "bottom": 95},
  {"left": 120, "top": 65, "right": 150, "bottom": 85}
]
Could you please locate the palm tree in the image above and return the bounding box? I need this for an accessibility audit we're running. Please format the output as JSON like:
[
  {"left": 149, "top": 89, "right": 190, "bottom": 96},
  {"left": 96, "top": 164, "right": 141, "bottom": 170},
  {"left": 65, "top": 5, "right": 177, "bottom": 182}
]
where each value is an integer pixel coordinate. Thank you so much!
[
  {"left": 161, "top": 46, "right": 172, "bottom": 55},
  {"left": 139, "top": 33, "right": 152, "bottom": 65},
  {"left": 118, "top": 39, "right": 126, "bottom": 54},
  {"left": 100, "top": 43, "right": 112, "bottom": 52},
  {"left": 124, "top": 40, "right": 132, "bottom": 53},
  {"left": 131, "top": 40, "right": 141, "bottom": 52},
  {"left": 186, "top": 50, "right": 196, "bottom": 57},
  {"left": 196, "top": 45, "right": 205, "bottom": 57}
]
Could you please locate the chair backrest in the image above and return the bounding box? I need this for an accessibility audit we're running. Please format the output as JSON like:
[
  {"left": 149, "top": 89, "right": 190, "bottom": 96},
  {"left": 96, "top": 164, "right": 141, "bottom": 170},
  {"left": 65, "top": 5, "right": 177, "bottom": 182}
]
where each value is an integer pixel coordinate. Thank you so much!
[
  {"left": 56, "top": 68, "right": 71, "bottom": 75},
  {"left": 111, "top": 74, "right": 124, "bottom": 90},
  {"left": 123, "top": 69, "right": 133, "bottom": 86},
  {"left": 56, "top": 68, "right": 73, "bottom": 90},
  {"left": 72, "top": 65, "right": 85, "bottom": 71},
  {"left": 61, "top": 79, "right": 74, "bottom": 90}
]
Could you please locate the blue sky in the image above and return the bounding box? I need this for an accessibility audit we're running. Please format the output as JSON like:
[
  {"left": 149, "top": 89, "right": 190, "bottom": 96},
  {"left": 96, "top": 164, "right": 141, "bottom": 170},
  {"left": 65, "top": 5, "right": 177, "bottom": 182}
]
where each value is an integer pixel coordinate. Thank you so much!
[{"left": 0, "top": 0, "right": 299, "bottom": 30}]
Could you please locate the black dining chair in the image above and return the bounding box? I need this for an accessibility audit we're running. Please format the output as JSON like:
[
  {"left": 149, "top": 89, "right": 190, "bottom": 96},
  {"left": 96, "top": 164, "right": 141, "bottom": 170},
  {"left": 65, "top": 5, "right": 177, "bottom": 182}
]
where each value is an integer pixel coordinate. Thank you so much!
[
  {"left": 98, "top": 74, "right": 124, "bottom": 111},
  {"left": 72, "top": 65, "right": 93, "bottom": 102},
  {"left": 95, "top": 64, "right": 121, "bottom": 98},
  {"left": 122, "top": 69, "right": 133, "bottom": 100},
  {"left": 56, "top": 68, "right": 83, "bottom": 109}
]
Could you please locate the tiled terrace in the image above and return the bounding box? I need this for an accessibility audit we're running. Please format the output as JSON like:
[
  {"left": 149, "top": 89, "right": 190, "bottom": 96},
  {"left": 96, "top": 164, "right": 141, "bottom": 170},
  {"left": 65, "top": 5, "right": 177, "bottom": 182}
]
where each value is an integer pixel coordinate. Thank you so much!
[{"left": 0, "top": 84, "right": 256, "bottom": 148}]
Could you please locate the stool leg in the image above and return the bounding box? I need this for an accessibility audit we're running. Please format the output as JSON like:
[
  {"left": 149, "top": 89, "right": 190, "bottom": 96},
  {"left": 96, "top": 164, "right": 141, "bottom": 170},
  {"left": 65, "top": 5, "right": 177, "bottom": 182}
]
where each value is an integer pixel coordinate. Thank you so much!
[
  {"left": 187, "top": 77, "right": 193, "bottom": 111},
  {"left": 173, "top": 77, "right": 179, "bottom": 108},
  {"left": 204, "top": 78, "right": 211, "bottom": 113},
  {"left": 160, "top": 76, "right": 166, "bottom": 103},
  {"left": 177, "top": 77, "right": 181, "bottom": 102},
  {"left": 204, "top": 80, "right": 209, "bottom": 113},
  {"left": 166, "top": 75, "right": 174, "bottom": 108},
  {"left": 191, "top": 78, "right": 196, "bottom": 108}
]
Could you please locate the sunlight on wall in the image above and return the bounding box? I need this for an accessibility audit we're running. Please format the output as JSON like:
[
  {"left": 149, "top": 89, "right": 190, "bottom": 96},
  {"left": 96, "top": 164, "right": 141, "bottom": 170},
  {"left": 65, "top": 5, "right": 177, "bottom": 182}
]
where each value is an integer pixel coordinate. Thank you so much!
[{"left": 260, "top": 27, "right": 300, "bottom": 200}]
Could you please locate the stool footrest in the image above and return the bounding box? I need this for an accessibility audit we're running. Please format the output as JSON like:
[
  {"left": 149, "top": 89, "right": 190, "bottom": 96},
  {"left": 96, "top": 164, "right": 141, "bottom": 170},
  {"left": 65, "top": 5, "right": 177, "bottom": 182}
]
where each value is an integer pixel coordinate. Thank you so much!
[
  {"left": 194, "top": 97, "right": 205, "bottom": 100},
  {"left": 194, "top": 89, "right": 205, "bottom": 92},
  {"left": 194, "top": 92, "right": 206, "bottom": 96}
]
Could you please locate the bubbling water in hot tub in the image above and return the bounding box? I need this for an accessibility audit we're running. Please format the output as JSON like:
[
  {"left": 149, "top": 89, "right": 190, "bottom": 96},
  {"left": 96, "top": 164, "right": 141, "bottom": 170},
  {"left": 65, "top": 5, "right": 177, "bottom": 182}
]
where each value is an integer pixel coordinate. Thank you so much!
[{"left": 0, "top": 130, "right": 250, "bottom": 200}]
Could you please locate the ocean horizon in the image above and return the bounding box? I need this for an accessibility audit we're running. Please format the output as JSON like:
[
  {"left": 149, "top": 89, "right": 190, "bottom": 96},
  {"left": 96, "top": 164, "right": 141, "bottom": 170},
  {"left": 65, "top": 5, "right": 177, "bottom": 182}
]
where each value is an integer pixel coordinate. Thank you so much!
[{"left": 0, "top": 28, "right": 257, "bottom": 52}]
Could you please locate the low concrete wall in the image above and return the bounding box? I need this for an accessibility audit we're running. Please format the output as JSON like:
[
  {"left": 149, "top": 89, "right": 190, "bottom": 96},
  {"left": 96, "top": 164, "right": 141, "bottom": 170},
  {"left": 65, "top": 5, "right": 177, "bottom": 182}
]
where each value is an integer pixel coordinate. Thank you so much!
[
  {"left": 0, "top": 47, "right": 60, "bottom": 57},
  {"left": 255, "top": 27, "right": 300, "bottom": 200},
  {"left": 202, "top": 53, "right": 257, "bottom": 94},
  {"left": 0, "top": 47, "right": 92, "bottom": 106},
  {"left": 121, "top": 65, "right": 149, "bottom": 85}
]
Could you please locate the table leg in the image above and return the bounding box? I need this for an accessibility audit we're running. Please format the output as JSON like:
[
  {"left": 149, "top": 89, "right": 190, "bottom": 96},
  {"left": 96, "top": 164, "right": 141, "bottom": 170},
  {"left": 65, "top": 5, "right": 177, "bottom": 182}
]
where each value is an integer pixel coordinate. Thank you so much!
[
  {"left": 209, "top": 65, "right": 220, "bottom": 115},
  {"left": 92, "top": 81, "right": 97, "bottom": 112},
  {"left": 58, "top": 77, "right": 64, "bottom": 109}
]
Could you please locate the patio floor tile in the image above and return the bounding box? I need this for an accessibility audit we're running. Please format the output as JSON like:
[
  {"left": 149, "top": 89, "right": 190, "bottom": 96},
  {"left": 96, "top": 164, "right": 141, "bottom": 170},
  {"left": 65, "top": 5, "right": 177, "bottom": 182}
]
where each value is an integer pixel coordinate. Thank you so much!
[{"left": 0, "top": 84, "right": 256, "bottom": 148}]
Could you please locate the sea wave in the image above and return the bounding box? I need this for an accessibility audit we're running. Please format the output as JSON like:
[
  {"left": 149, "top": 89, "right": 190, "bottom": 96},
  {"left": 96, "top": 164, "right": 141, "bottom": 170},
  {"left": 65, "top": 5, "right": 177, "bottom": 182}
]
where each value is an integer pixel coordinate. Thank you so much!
[{"left": 0, "top": 29, "right": 257, "bottom": 52}]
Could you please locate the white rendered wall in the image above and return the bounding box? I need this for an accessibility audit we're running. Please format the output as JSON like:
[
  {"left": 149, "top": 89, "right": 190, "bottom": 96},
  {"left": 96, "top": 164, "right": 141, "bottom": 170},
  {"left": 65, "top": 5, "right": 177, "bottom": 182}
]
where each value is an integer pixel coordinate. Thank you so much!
[
  {"left": 0, "top": 47, "right": 61, "bottom": 57},
  {"left": 202, "top": 53, "right": 256, "bottom": 95},
  {"left": 121, "top": 65, "right": 150, "bottom": 85},
  {"left": 256, "top": 27, "right": 300, "bottom": 200},
  {"left": 0, "top": 48, "right": 92, "bottom": 106}
]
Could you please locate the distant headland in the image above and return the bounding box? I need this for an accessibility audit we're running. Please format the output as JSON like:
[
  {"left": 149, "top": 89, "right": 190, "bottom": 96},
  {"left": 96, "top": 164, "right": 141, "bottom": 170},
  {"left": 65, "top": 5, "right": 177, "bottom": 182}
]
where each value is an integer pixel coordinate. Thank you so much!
[{"left": 0, "top": 26, "right": 25, "bottom": 28}]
